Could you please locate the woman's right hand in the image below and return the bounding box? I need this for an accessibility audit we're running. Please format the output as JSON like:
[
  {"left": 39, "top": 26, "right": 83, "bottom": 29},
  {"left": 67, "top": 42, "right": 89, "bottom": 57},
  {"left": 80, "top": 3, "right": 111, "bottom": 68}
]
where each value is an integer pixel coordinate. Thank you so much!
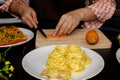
[
  {"left": 20, "top": 6, "right": 38, "bottom": 29},
  {"left": 10, "top": 2, "right": 38, "bottom": 29}
]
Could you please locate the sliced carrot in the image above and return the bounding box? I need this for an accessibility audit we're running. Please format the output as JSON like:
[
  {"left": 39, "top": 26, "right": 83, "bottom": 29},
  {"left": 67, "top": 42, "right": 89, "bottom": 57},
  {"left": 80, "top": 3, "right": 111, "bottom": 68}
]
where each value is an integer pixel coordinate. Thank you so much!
[{"left": 46, "top": 34, "right": 67, "bottom": 38}]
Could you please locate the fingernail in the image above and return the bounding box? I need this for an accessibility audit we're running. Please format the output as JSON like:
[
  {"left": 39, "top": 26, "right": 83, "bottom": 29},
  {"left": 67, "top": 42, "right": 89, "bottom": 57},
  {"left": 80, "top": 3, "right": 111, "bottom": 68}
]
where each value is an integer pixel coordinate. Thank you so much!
[{"left": 52, "top": 34, "right": 55, "bottom": 36}]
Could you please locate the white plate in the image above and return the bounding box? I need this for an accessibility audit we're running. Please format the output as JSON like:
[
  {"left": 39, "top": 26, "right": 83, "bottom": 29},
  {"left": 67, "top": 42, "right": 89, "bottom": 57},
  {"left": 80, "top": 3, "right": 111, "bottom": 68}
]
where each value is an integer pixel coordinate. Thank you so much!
[
  {"left": 116, "top": 48, "right": 120, "bottom": 63},
  {"left": 22, "top": 45, "right": 105, "bottom": 80},
  {"left": 0, "top": 18, "right": 22, "bottom": 24},
  {"left": 0, "top": 27, "right": 34, "bottom": 47},
  {"left": 0, "top": 0, "right": 4, "bottom": 4}
]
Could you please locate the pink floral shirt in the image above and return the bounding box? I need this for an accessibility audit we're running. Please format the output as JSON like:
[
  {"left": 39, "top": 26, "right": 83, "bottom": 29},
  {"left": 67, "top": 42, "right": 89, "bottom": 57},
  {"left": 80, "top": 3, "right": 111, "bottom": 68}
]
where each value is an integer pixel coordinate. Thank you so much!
[
  {"left": 0, "top": 0, "right": 116, "bottom": 28},
  {"left": 0, "top": 0, "right": 29, "bottom": 11}
]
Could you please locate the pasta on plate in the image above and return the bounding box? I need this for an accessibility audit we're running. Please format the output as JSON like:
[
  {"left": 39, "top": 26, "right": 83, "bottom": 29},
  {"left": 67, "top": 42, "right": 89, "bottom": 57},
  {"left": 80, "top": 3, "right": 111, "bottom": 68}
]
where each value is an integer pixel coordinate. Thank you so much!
[
  {"left": 0, "top": 26, "right": 27, "bottom": 46},
  {"left": 40, "top": 44, "right": 92, "bottom": 80}
]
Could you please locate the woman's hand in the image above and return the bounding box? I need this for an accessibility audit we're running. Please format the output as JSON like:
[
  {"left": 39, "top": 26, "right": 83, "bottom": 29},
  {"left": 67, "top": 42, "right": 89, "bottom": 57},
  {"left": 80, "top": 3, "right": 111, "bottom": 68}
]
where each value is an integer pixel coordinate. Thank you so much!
[
  {"left": 53, "top": 9, "right": 83, "bottom": 36},
  {"left": 10, "top": 2, "right": 38, "bottom": 29},
  {"left": 53, "top": 7, "right": 97, "bottom": 36},
  {"left": 20, "top": 6, "right": 38, "bottom": 28}
]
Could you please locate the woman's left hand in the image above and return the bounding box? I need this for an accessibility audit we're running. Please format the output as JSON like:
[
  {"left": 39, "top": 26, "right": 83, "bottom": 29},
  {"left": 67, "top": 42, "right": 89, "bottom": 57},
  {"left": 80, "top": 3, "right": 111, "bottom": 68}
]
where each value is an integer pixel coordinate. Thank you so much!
[{"left": 53, "top": 9, "right": 83, "bottom": 36}]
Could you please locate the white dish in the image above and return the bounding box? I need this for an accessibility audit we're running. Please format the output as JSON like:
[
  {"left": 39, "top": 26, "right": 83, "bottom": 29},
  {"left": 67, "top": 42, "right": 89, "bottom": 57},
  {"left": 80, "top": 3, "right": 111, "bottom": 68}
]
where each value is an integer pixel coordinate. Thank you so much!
[
  {"left": 0, "top": 0, "right": 4, "bottom": 4},
  {"left": 0, "top": 18, "right": 22, "bottom": 24},
  {"left": 0, "top": 27, "right": 34, "bottom": 47},
  {"left": 22, "top": 45, "right": 105, "bottom": 80},
  {"left": 116, "top": 48, "right": 120, "bottom": 63}
]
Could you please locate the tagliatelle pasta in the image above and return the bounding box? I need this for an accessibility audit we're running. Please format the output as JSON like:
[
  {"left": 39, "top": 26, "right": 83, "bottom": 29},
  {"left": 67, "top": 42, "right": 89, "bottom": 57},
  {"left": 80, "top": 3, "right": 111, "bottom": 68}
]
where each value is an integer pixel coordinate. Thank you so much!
[
  {"left": 40, "top": 44, "right": 92, "bottom": 80},
  {"left": 0, "top": 26, "right": 27, "bottom": 46}
]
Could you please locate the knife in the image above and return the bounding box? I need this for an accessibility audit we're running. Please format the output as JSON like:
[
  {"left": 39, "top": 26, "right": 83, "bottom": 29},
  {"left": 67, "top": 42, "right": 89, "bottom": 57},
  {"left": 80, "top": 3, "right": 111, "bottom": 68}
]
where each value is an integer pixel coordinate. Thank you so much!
[{"left": 39, "top": 29, "right": 47, "bottom": 38}]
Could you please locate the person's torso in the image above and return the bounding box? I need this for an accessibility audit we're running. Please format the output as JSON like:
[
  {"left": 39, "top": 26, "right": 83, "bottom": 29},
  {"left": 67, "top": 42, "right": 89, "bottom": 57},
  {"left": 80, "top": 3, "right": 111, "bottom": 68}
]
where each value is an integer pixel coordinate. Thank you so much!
[{"left": 30, "top": 0, "right": 85, "bottom": 28}]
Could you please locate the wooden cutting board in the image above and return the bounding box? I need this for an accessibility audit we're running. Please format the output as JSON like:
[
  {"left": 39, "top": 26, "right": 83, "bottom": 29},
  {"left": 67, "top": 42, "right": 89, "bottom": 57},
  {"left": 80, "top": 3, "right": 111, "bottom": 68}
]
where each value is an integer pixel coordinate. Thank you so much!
[{"left": 36, "top": 29, "right": 112, "bottom": 49}]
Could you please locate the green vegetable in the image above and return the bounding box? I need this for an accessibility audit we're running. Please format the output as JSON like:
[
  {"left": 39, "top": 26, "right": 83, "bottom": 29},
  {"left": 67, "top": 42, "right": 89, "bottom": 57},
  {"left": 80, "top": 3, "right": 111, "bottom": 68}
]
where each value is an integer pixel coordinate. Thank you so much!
[
  {"left": 117, "top": 34, "right": 120, "bottom": 45},
  {"left": 0, "top": 47, "right": 11, "bottom": 63},
  {"left": 0, "top": 47, "right": 14, "bottom": 80}
]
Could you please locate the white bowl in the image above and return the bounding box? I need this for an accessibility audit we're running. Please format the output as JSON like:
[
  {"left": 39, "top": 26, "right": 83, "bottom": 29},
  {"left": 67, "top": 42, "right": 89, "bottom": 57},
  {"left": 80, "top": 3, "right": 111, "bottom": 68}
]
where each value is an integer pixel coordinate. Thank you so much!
[{"left": 116, "top": 48, "right": 120, "bottom": 63}]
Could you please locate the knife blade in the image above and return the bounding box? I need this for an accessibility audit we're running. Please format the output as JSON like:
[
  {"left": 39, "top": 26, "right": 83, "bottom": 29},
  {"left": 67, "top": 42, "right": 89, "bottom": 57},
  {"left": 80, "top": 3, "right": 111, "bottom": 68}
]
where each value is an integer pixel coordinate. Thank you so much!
[{"left": 39, "top": 29, "right": 47, "bottom": 38}]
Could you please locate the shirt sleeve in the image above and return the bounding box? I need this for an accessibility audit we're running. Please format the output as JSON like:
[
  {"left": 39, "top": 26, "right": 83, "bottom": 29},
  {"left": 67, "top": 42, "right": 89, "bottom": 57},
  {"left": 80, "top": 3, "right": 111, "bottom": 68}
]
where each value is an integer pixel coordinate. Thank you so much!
[
  {"left": 12, "top": 0, "right": 29, "bottom": 6},
  {"left": 83, "top": 0, "right": 116, "bottom": 28},
  {"left": 0, "top": 0, "right": 13, "bottom": 12},
  {"left": 0, "top": 0, "right": 29, "bottom": 12}
]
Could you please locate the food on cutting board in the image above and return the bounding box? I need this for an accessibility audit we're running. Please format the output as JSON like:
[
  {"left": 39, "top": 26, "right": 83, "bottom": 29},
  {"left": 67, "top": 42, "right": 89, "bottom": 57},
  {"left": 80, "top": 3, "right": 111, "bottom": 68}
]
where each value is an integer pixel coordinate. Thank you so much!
[
  {"left": 0, "top": 26, "right": 27, "bottom": 46},
  {"left": 46, "top": 34, "right": 67, "bottom": 38},
  {"left": 40, "top": 44, "right": 92, "bottom": 80},
  {"left": 86, "top": 29, "right": 99, "bottom": 45}
]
